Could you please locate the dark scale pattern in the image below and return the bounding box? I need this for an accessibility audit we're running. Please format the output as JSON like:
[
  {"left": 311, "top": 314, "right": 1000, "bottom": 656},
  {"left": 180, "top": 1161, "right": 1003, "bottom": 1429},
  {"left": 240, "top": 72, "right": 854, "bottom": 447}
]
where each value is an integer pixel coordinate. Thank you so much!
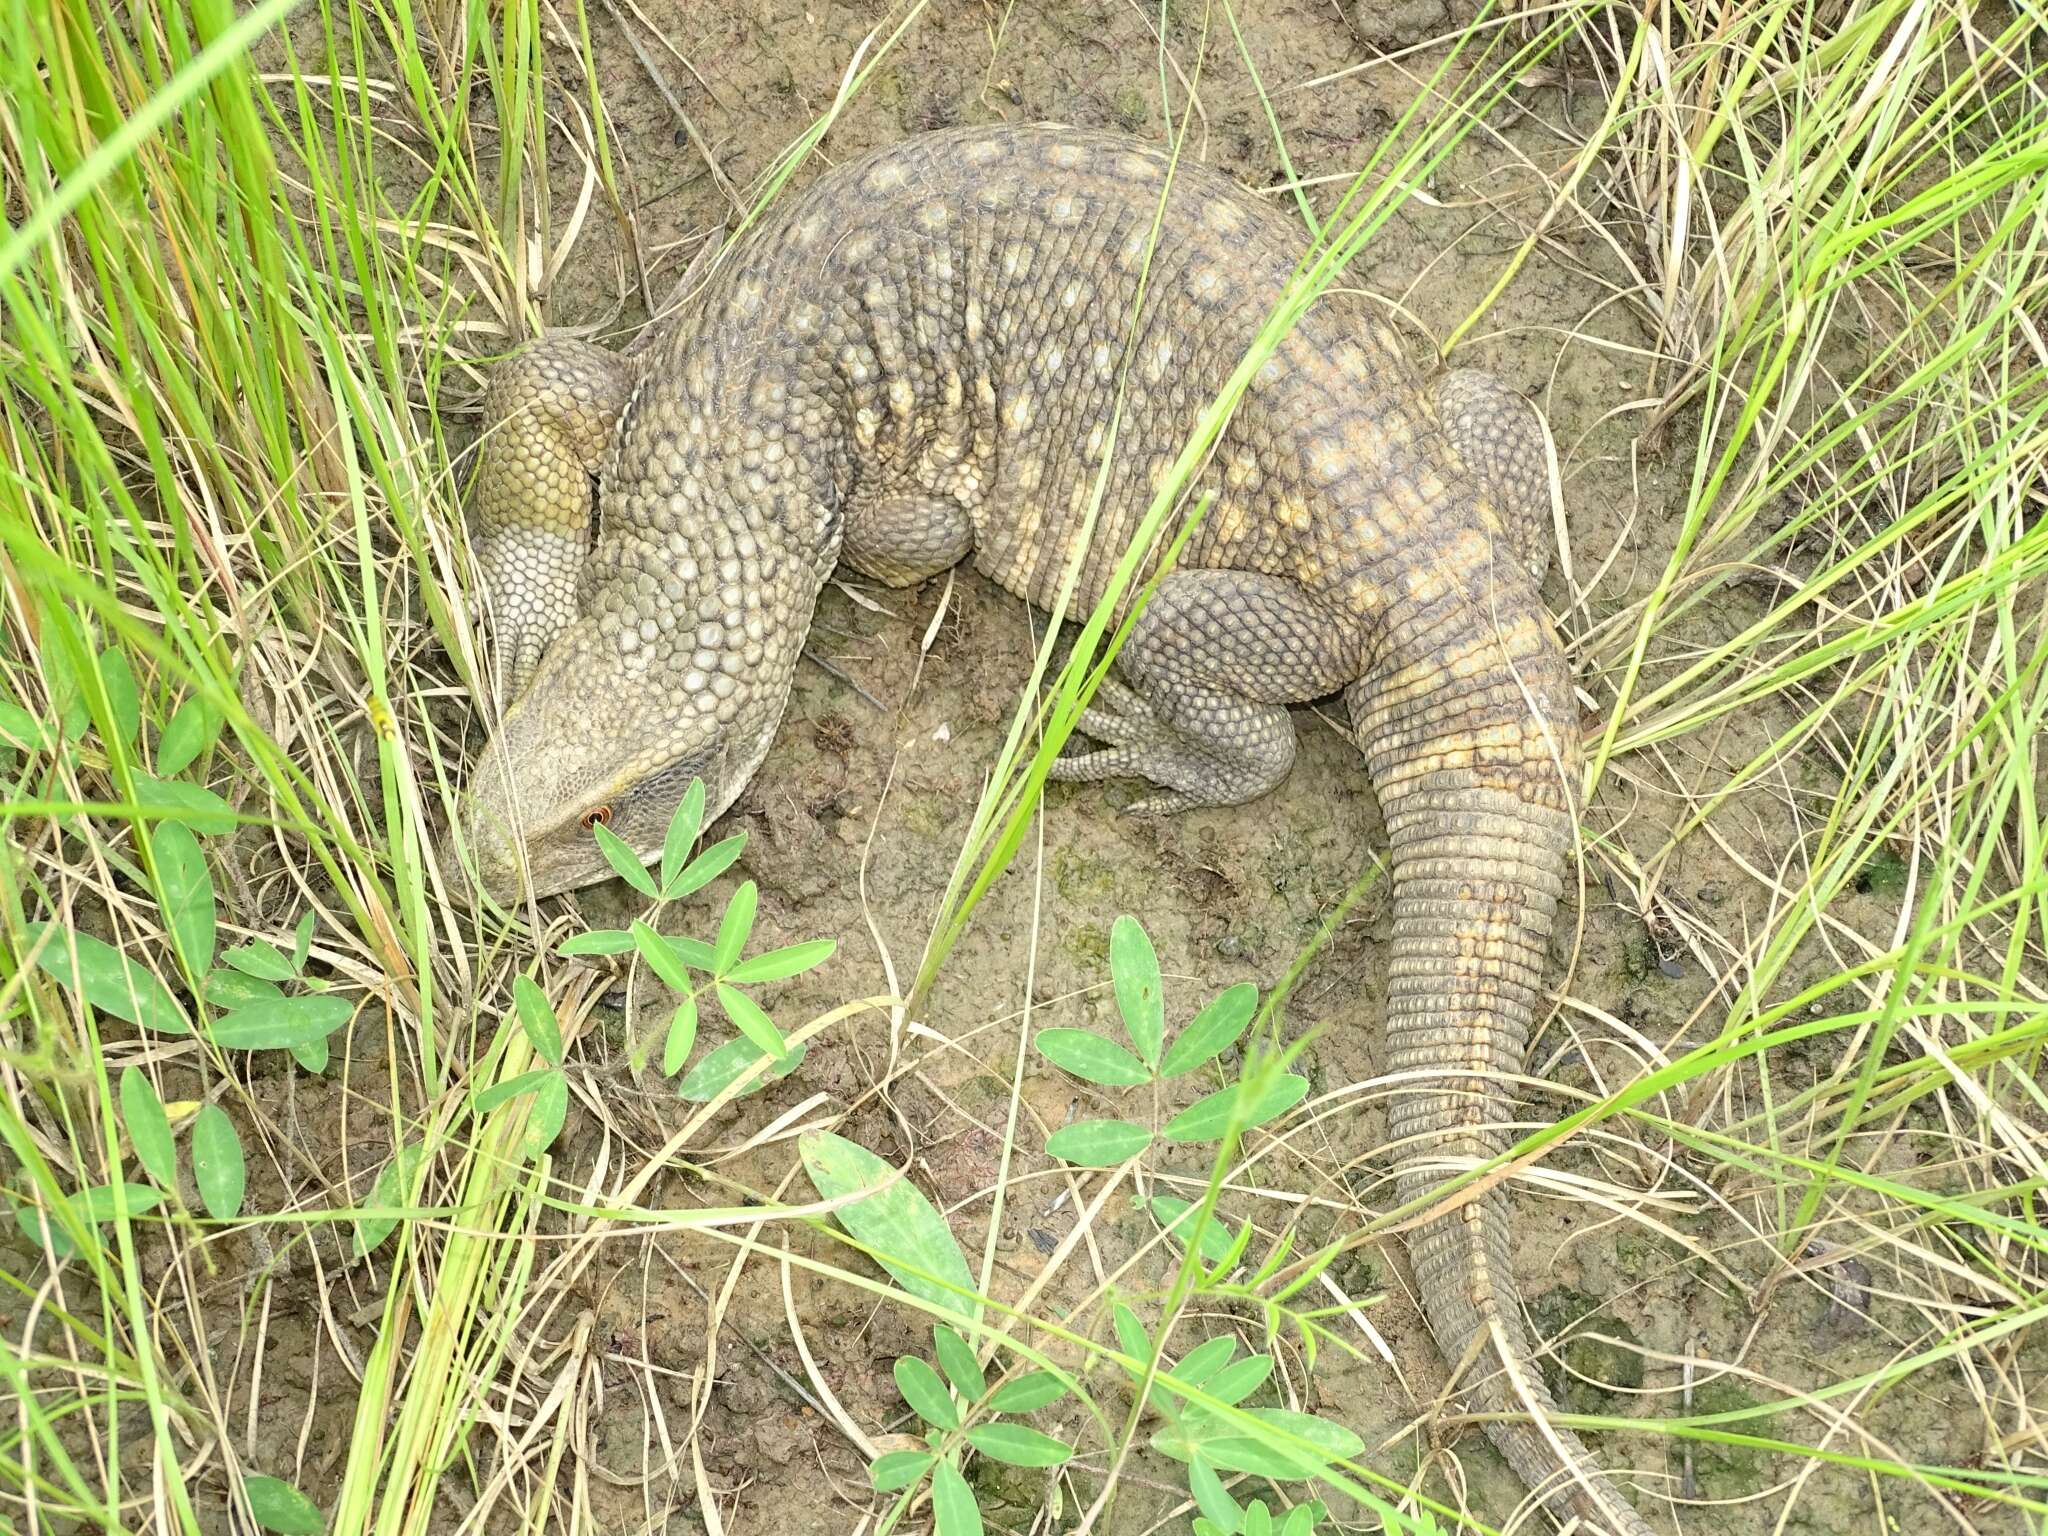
[{"left": 458, "top": 124, "right": 1650, "bottom": 1535}]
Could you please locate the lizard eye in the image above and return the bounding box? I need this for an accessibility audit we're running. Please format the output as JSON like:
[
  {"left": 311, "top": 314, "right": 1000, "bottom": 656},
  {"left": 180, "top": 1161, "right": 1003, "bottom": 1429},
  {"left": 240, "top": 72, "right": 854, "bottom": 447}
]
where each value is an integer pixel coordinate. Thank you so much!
[{"left": 580, "top": 805, "right": 613, "bottom": 831}]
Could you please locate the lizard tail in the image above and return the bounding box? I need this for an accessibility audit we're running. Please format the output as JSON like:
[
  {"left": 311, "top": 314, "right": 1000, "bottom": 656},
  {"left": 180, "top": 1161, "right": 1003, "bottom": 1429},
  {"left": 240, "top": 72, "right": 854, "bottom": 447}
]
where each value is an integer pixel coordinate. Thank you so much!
[{"left": 1348, "top": 591, "right": 1657, "bottom": 1536}]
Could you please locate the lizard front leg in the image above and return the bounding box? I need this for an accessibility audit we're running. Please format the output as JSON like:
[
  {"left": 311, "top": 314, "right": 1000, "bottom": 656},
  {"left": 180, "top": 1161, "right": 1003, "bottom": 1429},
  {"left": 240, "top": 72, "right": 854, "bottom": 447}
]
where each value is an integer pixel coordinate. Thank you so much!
[{"left": 469, "top": 337, "right": 636, "bottom": 703}]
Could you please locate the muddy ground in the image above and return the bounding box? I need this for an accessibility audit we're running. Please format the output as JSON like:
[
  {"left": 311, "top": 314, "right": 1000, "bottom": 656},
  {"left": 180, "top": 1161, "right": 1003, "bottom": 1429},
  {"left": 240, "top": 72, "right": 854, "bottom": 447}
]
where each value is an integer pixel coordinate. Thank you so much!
[{"left": 157, "top": 2, "right": 2033, "bottom": 1534}]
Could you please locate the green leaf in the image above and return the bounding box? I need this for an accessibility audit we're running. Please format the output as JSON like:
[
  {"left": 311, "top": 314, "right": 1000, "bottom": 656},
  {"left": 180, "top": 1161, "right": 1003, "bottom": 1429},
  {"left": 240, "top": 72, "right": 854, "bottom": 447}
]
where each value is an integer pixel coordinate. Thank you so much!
[
  {"left": 208, "top": 994, "right": 353, "bottom": 1051},
  {"left": 630, "top": 919, "right": 694, "bottom": 993},
  {"left": 290, "top": 1034, "right": 329, "bottom": 1074},
  {"left": 352, "top": 1141, "right": 424, "bottom": 1258},
  {"left": 132, "top": 773, "right": 235, "bottom": 833},
  {"left": 1163, "top": 1074, "right": 1309, "bottom": 1143},
  {"left": 513, "top": 976, "right": 563, "bottom": 1065},
  {"left": 987, "top": 1371, "right": 1070, "bottom": 1413},
  {"left": 661, "top": 995, "right": 699, "bottom": 1077},
  {"left": 192, "top": 1103, "right": 246, "bottom": 1220},
  {"left": 1108, "top": 914, "right": 1164, "bottom": 1067},
  {"left": 712, "top": 881, "right": 758, "bottom": 973},
  {"left": 474, "top": 1068, "right": 554, "bottom": 1113},
  {"left": 74, "top": 1182, "right": 164, "bottom": 1222},
  {"left": 1148, "top": 1195, "right": 1236, "bottom": 1264},
  {"left": 120, "top": 1067, "right": 177, "bottom": 1188},
  {"left": 1189, "top": 1454, "right": 1240, "bottom": 1534},
  {"left": 11, "top": 1200, "right": 78, "bottom": 1260},
  {"left": 242, "top": 1473, "right": 323, "bottom": 1534},
  {"left": 156, "top": 696, "right": 220, "bottom": 777},
  {"left": 222, "top": 940, "right": 296, "bottom": 980},
  {"left": 665, "top": 832, "right": 746, "bottom": 900},
  {"left": 1155, "top": 1408, "right": 1362, "bottom": 1479},
  {"left": 800, "top": 1131, "right": 977, "bottom": 1321},
  {"left": 667, "top": 935, "right": 718, "bottom": 970},
  {"left": 1169, "top": 1336, "right": 1239, "bottom": 1387},
  {"left": 150, "top": 822, "right": 216, "bottom": 976},
  {"left": 722, "top": 938, "right": 835, "bottom": 985},
  {"left": 868, "top": 1449, "right": 933, "bottom": 1492},
  {"left": 1206, "top": 1353, "right": 1275, "bottom": 1406},
  {"left": 558, "top": 928, "right": 637, "bottom": 957},
  {"left": 964, "top": 1422, "right": 1071, "bottom": 1467},
  {"left": 26, "top": 922, "right": 190, "bottom": 1035},
  {"left": 676, "top": 1036, "right": 804, "bottom": 1101},
  {"left": 715, "top": 983, "right": 788, "bottom": 1061},
  {"left": 592, "top": 821, "right": 657, "bottom": 896},
  {"left": 1245, "top": 1499, "right": 1275, "bottom": 1536},
  {"left": 1044, "top": 1119, "right": 1152, "bottom": 1167},
  {"left": 1242, "top": 1407, "right": 1362, "bottom": 1470},
  {"left": 932, "top": 1325, "right": 985, "bottom": 1400},
  {"left": 290, "top": 911, "right": 315, "bottom": 972},
  {"left": 930, "top": 1457, "right": 983, "bottom": 1536},
  {"left": 43, "top": 639, "right": 88, "bottom": 737},
  {"left": 524, "top": 1073, "right": 568, "bottom": 1157},
  {"left": 1161, "top": 983, "right": 1258, "bottom": 1078},
  {"left": 0, "top": 698, "right": 53, "bottom": 753},
  {"left": 659, "top": 779, "right": 707, "bottom": 895},
  {"left": 1035, "top": 1028, "right": 1149, "bottom": 1086},
  {"left": 893, "top": 1355, "right": 959, "bottom": 1430},
  {"left": 97, "top": 648, "right": 140, "bottom": 748},
  {"left": 205, "top": 970, "right": 283, "bottom": 1011},
  {"left": 1112, "top": 1302, "right": 1150, "bottom": 1365},
  {"left": 1278, "top": 1500, "right": 1323, "bottom": 1536}
]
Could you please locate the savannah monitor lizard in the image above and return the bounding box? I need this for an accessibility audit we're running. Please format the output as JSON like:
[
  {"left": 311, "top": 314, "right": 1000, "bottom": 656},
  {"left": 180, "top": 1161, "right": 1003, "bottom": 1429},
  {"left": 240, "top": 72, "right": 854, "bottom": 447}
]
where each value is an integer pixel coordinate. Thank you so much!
[{"left": 457, "top": 123, "right": 1649, "bottom": 1535}]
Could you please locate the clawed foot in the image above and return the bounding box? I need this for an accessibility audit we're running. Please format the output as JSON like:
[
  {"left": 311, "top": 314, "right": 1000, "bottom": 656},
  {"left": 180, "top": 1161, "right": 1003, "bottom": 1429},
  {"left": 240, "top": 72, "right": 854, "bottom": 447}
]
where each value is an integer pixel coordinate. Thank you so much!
[{"left": 1049, "top": 680, "right": 1231, "bottom": 816}]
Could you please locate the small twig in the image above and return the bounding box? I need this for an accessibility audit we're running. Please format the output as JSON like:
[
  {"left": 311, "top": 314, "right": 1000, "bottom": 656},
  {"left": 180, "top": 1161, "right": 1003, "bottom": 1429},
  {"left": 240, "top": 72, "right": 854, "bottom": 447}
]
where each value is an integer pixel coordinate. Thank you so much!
[{"left": 801, "top": 648, "right": 888, "bottom": 713}]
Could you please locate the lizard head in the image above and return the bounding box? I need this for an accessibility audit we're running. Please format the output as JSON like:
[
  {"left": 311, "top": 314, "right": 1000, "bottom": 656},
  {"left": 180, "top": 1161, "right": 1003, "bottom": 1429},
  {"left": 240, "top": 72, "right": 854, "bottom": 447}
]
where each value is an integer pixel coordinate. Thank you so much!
[{"left": 455, "top": 614, "right": 789, "bottom": 905}]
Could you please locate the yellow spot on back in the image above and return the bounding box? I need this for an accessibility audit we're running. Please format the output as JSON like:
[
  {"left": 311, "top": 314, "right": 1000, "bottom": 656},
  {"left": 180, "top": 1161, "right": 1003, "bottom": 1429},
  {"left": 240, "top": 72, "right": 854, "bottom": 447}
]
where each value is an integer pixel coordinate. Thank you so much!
[
  {"left": 1205, "top": 200, "right": 1247, "bottom": 233},
  {"left": 865, "top": 161, "right": 909, "bottom": 193},
  {"left": 1403, "top": 565, "right": 1447, "bottom": 603},
  {"left": 1448, "top": 528, "right": 1492, "bottom": 570}
]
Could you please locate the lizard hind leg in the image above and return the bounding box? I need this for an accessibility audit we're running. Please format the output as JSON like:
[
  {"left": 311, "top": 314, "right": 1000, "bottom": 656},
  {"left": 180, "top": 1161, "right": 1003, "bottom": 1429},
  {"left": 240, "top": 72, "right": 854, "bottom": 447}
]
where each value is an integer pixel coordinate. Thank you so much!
[
  {"left": 1434, "top": 367, "right": 1557, "bottom": 586},
  {"left": 839, "top": 491, "right": 976, "bottom": 588},
  {"left": 1049, "top": 569, "right": 1362, "bottom": 814},
  {"left": 470, "top": 336, "right": 636, "bottom": 703}
]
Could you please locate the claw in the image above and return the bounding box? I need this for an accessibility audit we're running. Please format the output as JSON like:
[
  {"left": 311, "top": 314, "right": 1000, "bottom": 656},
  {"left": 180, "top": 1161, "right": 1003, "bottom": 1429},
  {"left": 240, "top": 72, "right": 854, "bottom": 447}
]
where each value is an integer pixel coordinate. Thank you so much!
[{"left": 1123, "top": 790, "right": 1203, "bottom": 816}]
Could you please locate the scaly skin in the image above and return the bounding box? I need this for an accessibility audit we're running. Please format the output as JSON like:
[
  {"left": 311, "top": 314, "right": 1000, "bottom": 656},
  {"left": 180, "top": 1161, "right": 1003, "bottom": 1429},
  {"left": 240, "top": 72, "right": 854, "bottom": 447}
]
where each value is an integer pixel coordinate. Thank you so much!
[{"left": 457, "top": 124, "right": 1651, "bottom": 1534}]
